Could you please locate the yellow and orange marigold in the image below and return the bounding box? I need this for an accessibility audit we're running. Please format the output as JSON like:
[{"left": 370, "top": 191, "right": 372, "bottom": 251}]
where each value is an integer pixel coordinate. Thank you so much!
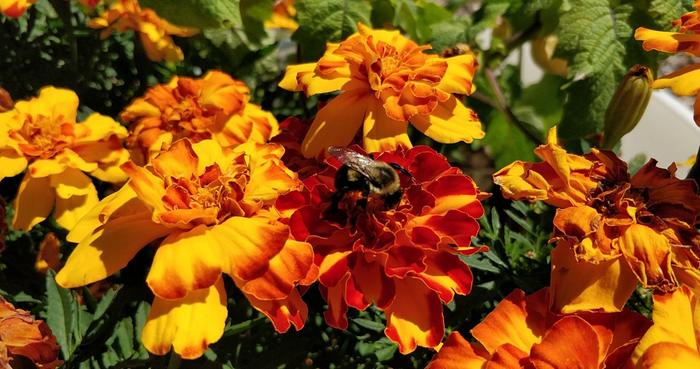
[
  {"left": 0, "top": 87, "right": 129, "bottom": 231},
  {"left": 635, "top": 1, "right": 700, "bottom": 126},
  {"left": 425, "top": 288, "right": 651, "bottom": 369},
  {"left": 0, "top": 0, "right": 34, "bottom": 18},
  {"left": 265, "top": 0, "right": 298, "bottom": 31},
  {"left": 88, "top": 0, "right": 197, "bottom": 62},
  {"left": 631, "top": 287, "right": 700, "bottom": 368},
  {"left": 122, "top": 70, "right": 279, "bottom": 165},
  {"left": 493, "top": 128, "right": 700, "bottom": 313},
  {"left": 279, "top": 23, "right": 484, "bottom": 158},
  {"left": 276, "top": 146, "right": 486, "bottom": 353},
  {"left": 0, "top": 297, "right": 62, "bottom": 369},
  {"left": 56, "top": 139, "right": 314, "bottom": 359}
]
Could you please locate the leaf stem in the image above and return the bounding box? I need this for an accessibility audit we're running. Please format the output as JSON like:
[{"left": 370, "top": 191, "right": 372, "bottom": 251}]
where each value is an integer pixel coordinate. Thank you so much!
[
  {"left": 166, "top": 352, "right": 181, "bottom": 369},
  {"left": 483, "top": 68, "right": 543, "bottom": 146}
]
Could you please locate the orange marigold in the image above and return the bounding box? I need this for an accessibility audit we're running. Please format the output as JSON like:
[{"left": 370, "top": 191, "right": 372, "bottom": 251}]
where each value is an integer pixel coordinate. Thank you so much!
[
  {"left": 0, "top": 0, "right": 35, "bottom": 17},
  {"left": 122, "top": 70, "right": 279, "bottom": 165},
  {"left": 279, "top": 23, "right": 484, "bottom": 158},
  {"left": 0, "top": 297, "right": 62, "bottom": 369},
  {"left": 631, "top": 287, "right": 700, "bottom": 368},
  {"left": 425, "top": 288, "right": 651, "bottom": 369},
  {"left": 493, "top": 128, "right": 700, "bottom": 314},
  {"left": 265, "top": 0, "right": 298, "bottom": 31},
  {"left": 276, "top": 146, "right": 486, "bottom": 354},
  {"left": 0, "top": 87, "right": 129, "bottom": 231},
  {"left": 56, "top": 139, "right": 314, "bottom": 359},
  {"left": 635, "top": 1, "right": 700, "bottom": 126},
  {"left": 88, "top": 0, "right": 197, "bottom": 62}
]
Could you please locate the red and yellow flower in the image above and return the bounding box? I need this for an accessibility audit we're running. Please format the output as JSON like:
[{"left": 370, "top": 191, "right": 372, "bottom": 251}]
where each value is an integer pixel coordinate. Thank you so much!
[
  {"left": 279, "top": 23, "right": 484, "bottom": 158},
  {"left": 277, "top": 146, "right": 486, "bottom": 353},
  {"left": 0, "top": 87, "right": 129, "bottom": 231},
  {"left": 55, "top": 139, "right": 314, "bottom": 359},
  {"left": 493, "top": 128, "right": 700, "bottom": 313},
  {"left": 425, "top": 288, "right": 651, "bottom": 369},
  {"left": 0, "top": 0, "right": 35, "bottom": 18},
  {"left": 265, "top": 0, "right": 298, "bottom": 31},
  {"left": 121, "top": 70, "right": 279, "bottom": 165},
  {"left": 0, "top": 297, "right": 62, "bottom": 369},
  {"left": 635, "top": 1, "right": 700, "bottom": 126},
  {"left": 88, "top": 0, "right": 197, "bottom": 62},
  {"left": 631, "top": 287, "right": 700, "bottom": 368}
]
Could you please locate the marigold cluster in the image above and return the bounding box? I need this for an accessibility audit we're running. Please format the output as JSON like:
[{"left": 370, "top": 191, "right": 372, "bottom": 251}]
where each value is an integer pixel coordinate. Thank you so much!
[
  {"left": 276, "top": 145, "right": 486, "bottom": 353},
  {"left": 0, "top": 297, "right": 62, "bottom": 369},
  {"left": 88, "top": 0, "right": 197, "bottom": 62},
  {"left": 279, "top": 23, "right": 484, "bottom": 157},
  {"left": 635, "top": 0, "right": 700, "bottom": 126},
  {"left": 0, "top": 0, "right": 35, "bottom": 18},
  {"left": 494, "top": 128, "right": 700, "bottom": 313}
]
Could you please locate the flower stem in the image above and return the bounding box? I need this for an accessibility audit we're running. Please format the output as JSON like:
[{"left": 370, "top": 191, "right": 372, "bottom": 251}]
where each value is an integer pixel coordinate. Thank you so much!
[{"left": 166, "top": 352, "right": 181, "bottom": 369}]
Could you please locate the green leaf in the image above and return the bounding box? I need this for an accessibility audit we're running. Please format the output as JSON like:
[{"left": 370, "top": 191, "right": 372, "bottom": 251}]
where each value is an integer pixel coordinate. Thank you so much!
[
  {"left": 45, "top": 270, "right": 74, "bottom": 359},
  {"left": 352, "top": 318, "right": 385, "bottom": 332},
  {"left": 140, "top": 0, "right": 242, "bottom": 29},
  {"left": 295, "top": 0, "right": 372, "bottom": 40},
  {"left": 483, "top": 111, "right": 537, "bottom": 170},
  {"left": 555, "top": 0, "right": 681, "bottom": 140}
]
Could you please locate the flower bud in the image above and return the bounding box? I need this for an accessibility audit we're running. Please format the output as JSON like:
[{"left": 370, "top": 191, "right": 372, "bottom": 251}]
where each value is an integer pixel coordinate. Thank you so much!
[{"left": 602, "top": 65, "right": 653, "bottom": 149}]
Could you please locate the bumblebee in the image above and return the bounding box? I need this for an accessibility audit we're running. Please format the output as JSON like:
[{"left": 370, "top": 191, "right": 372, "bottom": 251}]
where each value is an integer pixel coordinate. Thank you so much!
[{"left": 327, "top": 146, "right": 411, "bottom": 211}]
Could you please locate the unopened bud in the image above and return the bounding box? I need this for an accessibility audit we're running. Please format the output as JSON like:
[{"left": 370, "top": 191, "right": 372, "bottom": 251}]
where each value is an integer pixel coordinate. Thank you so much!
[
  {"left": 0, "top": 87, "right": 12, "bottom": 112},
  {"left": 602, "top": 65, "right": 653, "bottom": 149}
]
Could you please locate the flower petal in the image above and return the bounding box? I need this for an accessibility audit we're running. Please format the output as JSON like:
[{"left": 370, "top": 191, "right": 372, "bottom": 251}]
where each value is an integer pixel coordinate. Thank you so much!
[
  {"left": 150, "top": 139, "right": 199, "bottom": 179},
  {"left": 279, "top": 63, "right": 349, "bottom": 96},
  {"left": 529, "top": 316, "right": 602, "bottom": 369},
  {"left": 121, "top": 161, "right": 167, "bottom": 213},
  {"left": 425, "top": 332, "right": 489, "bottom": 369},
  {"left": 53, "top": 185, "right": 99, "bottom": 231},
  {"left": 12, "top": 173, "right": 54, "bottom": 231},
  {"left": 638, "top": 342, "right": 700, "bottom": 369},
  {"left": 362, "top": 99, "right": 412, "bottom": 153},
  {"left": 653, "top": 64, "right": 700, "bottom": 96},
  {"left": 616, "top": 224, "right": 675, "bottom": 290},
  {"left": 142, "top": 280, "right": 227, "bottom": 359},
  {"left": 321, "top": 276, "right": 350, "bottom": 329},
  {"left": 550, "top": 241, "right": 637, "bottom": 313},
  {"left": 56, "top": 216, "right": 169, "bottom": 288},
  {"left": 242, "top": 288, "right": 308, "bottom": 333},
  {"left": 436, "top": 54, "right": 478, "bottom": 95},
  {"left": 301, "top": 89, "right": 371, "bottom": 158},
  {"left": 147, "top": 226, "right": 223, "bottom": 300},
  {"left": 409, "top": 96, "right": 484, "bottom": 144},
  {"left": 50, "top": 167, "right": 94, "bottom": 199},
  {"left": 415, "top": 251, "right": 473, "bottom": 303},
  {"left": 384, "top": 277, "right": 444, "bottom": 354},
  {"left": 0, "top": 147, "right": 27, "bottom": 180},
  {"left": 635, "top": 27, "right": 700, "bottom": 55}
]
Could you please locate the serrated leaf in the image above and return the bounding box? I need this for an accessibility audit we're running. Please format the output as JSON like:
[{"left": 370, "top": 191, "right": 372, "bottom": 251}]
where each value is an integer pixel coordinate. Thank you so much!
[
  {"left": 140, "top": 0, "right": 242, "bottom": 29},
  {"left": 296, "top": 0, "right": 371, "bottom": 40},
  {"left": 45, "top": 270, "right": 74, "bottom": 359},
  {"left": 352, "top": 318, "right": 385, "bottom": 332}
]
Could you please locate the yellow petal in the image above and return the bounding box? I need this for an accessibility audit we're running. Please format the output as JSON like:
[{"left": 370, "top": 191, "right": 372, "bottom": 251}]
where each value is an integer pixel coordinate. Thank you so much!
[
  {"left": 34, "top": 87, "right": 79, "bottom": 123},
  {"left": 53, "top": 184, "right": 99, "bottom": 231},
  {"left": 56, "top": 215, "right": 169, "bottom": 288},
  {"left": 121, "top": 162, "right": 167, "bottom": 213},
  {"left": 27, "top": 159, "right": 67, "bottom": 178},
  {"left": 409, "top": 96, "right": 484, "bottom": 144},
  {"left": 616, "top": 224, "right": 675, "bottom": 289},
  {"left": 638, "top": 342, "right": 700, "bottom": 369},
  {"left": 436, "top": 54, "right": 478, "bottom": 95},
  {"left": 301, "top": 90, "right": 371, "bottom": 158},
  {"left": 653, "top": 64, "right": 700, "bottom": 96},
  {"left": 0, "top": 147, "right": 27, "bottom": 180},
  {"left": 12, "top": 173, "right": 54, "bottom": 231},
  {"left": 279, "top": 63, "right": 349, "bottom": 96},
  {"left": 550, "top": 241, "right": 638, "bottom": 313},
  {"left": 50, "top": 167, "right": 94, "bottom": 199},
  {"left": 75, "top": 113, "right": 128, "bottom": 142},
  {"left": 147, "top": 226, "right": 223, "bottom": 300},
  {"left": 362, "top": 98, "right": 412, "bottom": 153},
  {"left": 142, "top": 280, "right": 227, "bottom": 360}
]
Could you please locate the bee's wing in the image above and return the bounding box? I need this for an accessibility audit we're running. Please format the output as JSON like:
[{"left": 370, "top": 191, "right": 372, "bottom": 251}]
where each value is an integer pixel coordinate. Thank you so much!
[{"left": 327, "top": 146, "right": 382, "bottom": 184}]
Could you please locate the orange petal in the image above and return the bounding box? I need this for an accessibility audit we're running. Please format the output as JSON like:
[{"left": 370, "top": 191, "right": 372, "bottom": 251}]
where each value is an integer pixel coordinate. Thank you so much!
[
  {"left": 147, "top": 226, "right": 223, "bottom": 300},
  {"left": 279, "top": 63, "right": 349, "bottom": 96},
  {"left": 150, "top": 139, "right": 199, "bottom": 179},
  {"left": 634, "top": 27, "right": 700, "bottom": 55},
  {"left": 471, "top": 288, "right": 548, "bottom": 355},
  {"left": 122, "top": 161, "right": 167, "bottom": 213},
  {"left": 409, "top": 96, "right": 484, "bottom": 144},
  {"left": 550, "top": 241, "right": 637, "bottom": 313},
  {"left": 436, "top": 54, "right": 478, "bottom": 95},
  {"left": 425, "top": 332, "right": 489, "bottom": 369},
  {"left": 238, "top": 239, "right": 314, "bottom": 300},
  {"left": 348, "top": 256, "right": 395, "bottom": 309},
  {"left": 362, "top": 98, "right": 412, "bottom": 153},
  {"left": 488, "top": 343, "right": 530, "bottom": 369},
  {"left": 12, "top": 173, "right": 54, "bottom": 231},
  {"left": 416, "top": 251, "right": 472, "bottom": 303},
  {"left": 142, "top": 280, "right": 227, "bottom": 359},
  {"left": 616, "top": 224, "right": 675, "bottom": 290},
  {"left": 56, "top": 216, "right": 169, "bottom": 288},
  {"left": 322, "top": 275, "right": 350, "bottom": 329},
  {"left": 529, "top": 316, "right": 602, "bottom": 369},
  {"left": 242, "top": 288, "right": 308, "bottom": 333},
  {"left": 638, "top": 342, "right": 700, "bottom": 369},
  {"left": 384, "top": 277, "right": 444, "bottom": 354},
  {"left": 301, "top": 89, "right": 372, "bottom": 158}
]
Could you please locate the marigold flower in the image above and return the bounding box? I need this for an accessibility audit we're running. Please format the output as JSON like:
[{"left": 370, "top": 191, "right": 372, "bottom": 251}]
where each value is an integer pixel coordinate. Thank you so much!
[
  {"left": 635, "top": 1, "right": 700, "bottom": 126},
  {"left": 493, "top": 127, "right": 700, "bottom": 313},
  {"left": 0, "top": 0, "right": 35, "bottom": 18},
  {"left": 0, "top": 87, "right": 129, "bottom": 231},
  {"left": 279, "top": 23, "right": 484, "bottom": 158},
  {"left": 88, "top": 0, "right": 197, "bottom": 62},
  {"left": 270, "top": 116, "right": 323, "bottom": 179},
  {"left": 122, "top": 70, "right": 279, "bottom": 165},
  {"left": 55, "top": 139, "right": 314, "bottom": 359},
  {"left": 277, "top": 146, "right": 486, "bottom": 353},
  {"left": 631, "top": 287, "right": 700, "bottom": 368},
  {"left": 0, "top": 297, "right": 62, "bottom": 369},
  {"left": 425, "top": 288, "right": 651, "bottom": 369},
  {"left": 265, "top": 0, "right": 298, "bottom": 31}
]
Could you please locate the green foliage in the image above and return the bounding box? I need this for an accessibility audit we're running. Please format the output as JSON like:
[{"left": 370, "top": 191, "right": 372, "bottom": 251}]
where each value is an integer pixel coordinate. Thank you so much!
[{"left": 140, "top": 0, "right": 247, "bottom": 28}]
